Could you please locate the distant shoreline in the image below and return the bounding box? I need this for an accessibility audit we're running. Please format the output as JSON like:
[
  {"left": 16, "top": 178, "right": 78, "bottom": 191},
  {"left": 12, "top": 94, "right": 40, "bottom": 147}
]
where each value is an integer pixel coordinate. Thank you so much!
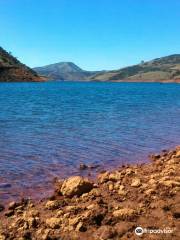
[{"left": 1, "top": 79, "right": 180, "bottom": 83}]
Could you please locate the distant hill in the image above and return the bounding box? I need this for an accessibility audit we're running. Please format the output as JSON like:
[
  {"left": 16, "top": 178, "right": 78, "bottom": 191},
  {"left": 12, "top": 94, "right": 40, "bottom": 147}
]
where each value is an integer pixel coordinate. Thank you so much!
[
  {"left": 89, "top": 54, "right": 180, "bottom": 82},
  {"left": 0, "top": 47, "right": 44, "bottom": 82},
  {"left": 34, "top": 62, "right": 100, "bottom": 81}
]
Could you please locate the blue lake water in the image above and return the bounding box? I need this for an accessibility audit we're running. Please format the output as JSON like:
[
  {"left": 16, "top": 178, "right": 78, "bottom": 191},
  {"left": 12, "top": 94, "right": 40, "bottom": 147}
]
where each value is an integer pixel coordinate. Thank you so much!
[{"left": 0, "top": 82, "right": 180, "bottom": 201}]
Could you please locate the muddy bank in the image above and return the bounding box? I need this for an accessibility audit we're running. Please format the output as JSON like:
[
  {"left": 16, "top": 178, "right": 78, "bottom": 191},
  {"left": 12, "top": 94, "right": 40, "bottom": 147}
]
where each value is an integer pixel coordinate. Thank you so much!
[{"left": 0, "top": 146, "right": 180, "bottom": 239}]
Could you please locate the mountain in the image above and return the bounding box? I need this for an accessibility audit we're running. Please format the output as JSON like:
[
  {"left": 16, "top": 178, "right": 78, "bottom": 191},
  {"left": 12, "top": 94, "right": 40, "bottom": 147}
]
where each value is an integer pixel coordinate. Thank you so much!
[
  {"left": 34, "top": 62, "right": 100, "bottom": 81},
  {"left": 0, "top": 47, "right": 44, "bottom": 82},
  {"left": 89, "top": 54, "right": 180, "bottom": 82}
]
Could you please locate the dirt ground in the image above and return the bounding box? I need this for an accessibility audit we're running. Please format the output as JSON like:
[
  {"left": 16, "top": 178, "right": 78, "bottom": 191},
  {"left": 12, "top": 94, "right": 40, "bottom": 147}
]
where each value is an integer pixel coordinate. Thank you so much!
[{"left": 0, "top": 146, "right": 179, "bottom": 239}]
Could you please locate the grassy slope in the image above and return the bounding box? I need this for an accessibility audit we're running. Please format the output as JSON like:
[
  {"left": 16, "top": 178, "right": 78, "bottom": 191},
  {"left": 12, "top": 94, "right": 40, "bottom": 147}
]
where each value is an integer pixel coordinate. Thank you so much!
[{"left": 90, "top": 54, "right": 180, "bottom": 82}]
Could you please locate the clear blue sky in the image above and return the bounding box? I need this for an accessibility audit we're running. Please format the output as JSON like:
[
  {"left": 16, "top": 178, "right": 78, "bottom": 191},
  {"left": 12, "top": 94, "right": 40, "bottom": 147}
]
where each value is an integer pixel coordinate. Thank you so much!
[{"left": 0, "top": 0, "right": 180, "bottom": 70}]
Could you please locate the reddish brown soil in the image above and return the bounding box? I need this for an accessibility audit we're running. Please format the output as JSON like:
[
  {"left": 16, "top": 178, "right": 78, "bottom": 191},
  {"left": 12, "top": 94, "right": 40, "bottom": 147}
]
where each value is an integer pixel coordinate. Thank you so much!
[
  {"left": 0, "top": 147, "right": 179, "bottom": 240},
  {"left": 0, "top": 47, "right": 46, "bottom": 82}
]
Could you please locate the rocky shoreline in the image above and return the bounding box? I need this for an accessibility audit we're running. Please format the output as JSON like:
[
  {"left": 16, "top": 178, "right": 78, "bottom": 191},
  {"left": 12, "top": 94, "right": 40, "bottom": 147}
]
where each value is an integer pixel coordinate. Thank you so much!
[
  {"left": 0, "top": 147, "right": 179, "bottom": 240},
  {"left": 0, "top": 47, "right": 46, "bottom": 82}
]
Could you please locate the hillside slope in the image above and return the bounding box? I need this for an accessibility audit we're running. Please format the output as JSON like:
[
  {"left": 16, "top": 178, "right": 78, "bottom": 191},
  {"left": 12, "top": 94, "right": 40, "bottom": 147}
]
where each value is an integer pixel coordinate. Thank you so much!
[
  {"left": 0, "top": 47, "right": 43, "bottom": 82},
  {"left": 90, "top": 54, "right": 180, "bottom": 82},
  {"left": 34, "top": 62, "right": 100, "bottom": 81}
]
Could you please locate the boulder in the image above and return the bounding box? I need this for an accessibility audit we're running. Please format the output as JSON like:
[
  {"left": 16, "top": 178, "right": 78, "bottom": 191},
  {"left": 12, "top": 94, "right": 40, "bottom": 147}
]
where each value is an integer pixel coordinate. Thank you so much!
[
  {"left": 131, "top": 178, "right": 141, "bottom": 187},
  {"left": 109, "top": 171, "right": 122, "bottom": 181},
  {"left": 118, "top": 189, "right": 127, "bottom": 196},
  {"left": 46, "top": 217, "right": 61, "bottom": 229},
  {"left": 113, "top": 208, "right": 136, "bottom": 220},
  {"left": 98, "top": 172, "right": 109, "bottom": 183},
  {"left": 60, "top": 176, "right": 93, "bottom": 197},
  {"left": 45, "top": 200, "right": 61, "bottom": 210}
]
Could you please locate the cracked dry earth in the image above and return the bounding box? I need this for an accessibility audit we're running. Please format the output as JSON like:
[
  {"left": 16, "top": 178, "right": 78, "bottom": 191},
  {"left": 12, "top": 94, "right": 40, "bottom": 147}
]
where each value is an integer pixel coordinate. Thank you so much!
[{"left": 0, "top": 146, "right": 180, "bottom": 240}]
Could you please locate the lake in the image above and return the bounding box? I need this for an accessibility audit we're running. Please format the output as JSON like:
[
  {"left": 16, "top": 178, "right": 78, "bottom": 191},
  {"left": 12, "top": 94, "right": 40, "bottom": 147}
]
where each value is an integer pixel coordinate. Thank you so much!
[{"left": 0, "top": 82, "right": 180, "bottom": 202}]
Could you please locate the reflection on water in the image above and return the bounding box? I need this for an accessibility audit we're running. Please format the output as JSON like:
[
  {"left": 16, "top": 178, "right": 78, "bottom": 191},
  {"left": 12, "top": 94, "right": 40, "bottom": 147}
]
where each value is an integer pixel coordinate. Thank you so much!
[{"left": 0, "top": 82, "right": 180, "bottom": 202}]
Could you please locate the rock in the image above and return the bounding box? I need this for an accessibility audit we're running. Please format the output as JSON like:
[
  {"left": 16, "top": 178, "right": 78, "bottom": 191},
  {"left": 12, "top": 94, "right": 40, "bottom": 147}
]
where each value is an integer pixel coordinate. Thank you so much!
[
  {"left": 93, "top": 226, "right": 116, "bottom": 240},
  {"left": 56, "top": 210, "right": 64, "bottom": 217},
  {"left": 0, "top": 234, "right": 6, "bottom": 240},
  {"left": 11, "top": 217, "right": 25, "bottom": 228},
  {"left": 118, "top": 189, "right": 127, "bottom": 196},
  {"left": 154, "top": 154, "right": 161, "bottom": 159},
  {"left": 46, "top": 217, "right": 61, "bottom": 229},
  {"left": 119, "top": 185, "right": 125, "bottom": 190},
  {"left": 82, "top": 210, "right": 92, "bottom": 219},
  {"left": 81, "top": 193, "right": 89, "bottom": 199},
  {"left": 60, "top": 176, "right": 93, "bottom": 197},
  {"left": 113, "top": 208, "right": 136, "bottom": 220},
  {"left": 89, "top": 188, "right": 101, "bottom": 197},
  {"left": 114, "top": 181, "right": 121, "bottom": 190},
  {"left": 167, "top": 158, "right": 179, "bottom": 165},
  {"left": 15, "top": 205, "right": 24, "bottom": 211},
  {"left": 63, "top": 212, "right": 70, "bottom": 218},
  {"left": 87, "top": 203, "right": 98, "bottom": 210},
  {"left": 75, "top": 222, "right": 87, "bottom": 232},
  {"left": 141, "top": 183, "right": 149, "bottom": 190},
  {"left": 175, "top": 150, "right": 180, "bottom": 158},
  {"left": 125, "top": 168, "right": 134, "bottom": 176},
  {"left": 54, "top": 179, "right": 64, "bottom": 195},
  {"left": 23, "top": 210, "right": 39, "bottom": 220},
  {"left": 65, "top": 205, "right": 78, "bottom": 212},
  {"left": 108, "top": 183, "right": 114, "bottom": 191},
  {"left": 68, "top": 216, "right": 81, "bottom": 226},
  {"left": 118, "top": 185, "right": 127, "bottom": 196},
  {"left": 98, "top": 171, "right": 109, "bottom": 183},
  {"left": 145, "top": 189, "right": 156, "bottom": 195},
  {"left": 79, "top": 163, "right": 88, "bottom": 170},
  {"left": 150, "top": 174, "right": 158, "bottom": 179},
  {"left": 148, "top": 179, "right": 156, "bottom": 185},
  {"left": 45, "top": 200, "right": 61, "bottom": 210},
  {"left": 109, "top": 171, "right": 122, "bottom": 181},
  {"left": 41, "top": 229, "right": 50, "bottom": 240},
  {"left": 8, "top": 201, "right": 17, "bottom": 210},
  {"left": 131, "top": 178, "right": 141, "bottom": 187},
  {"left": 5, "top": 210, "right": 14, "bottom": 217},
  {"left": 150, "top": 154, "right": 161, "bottom": 161},
  {"left": 160, "top": 180, "right": 180, "bottom": 187},
  {"left": 27, "top": 217, "right": 39, "bottom": 228}
]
